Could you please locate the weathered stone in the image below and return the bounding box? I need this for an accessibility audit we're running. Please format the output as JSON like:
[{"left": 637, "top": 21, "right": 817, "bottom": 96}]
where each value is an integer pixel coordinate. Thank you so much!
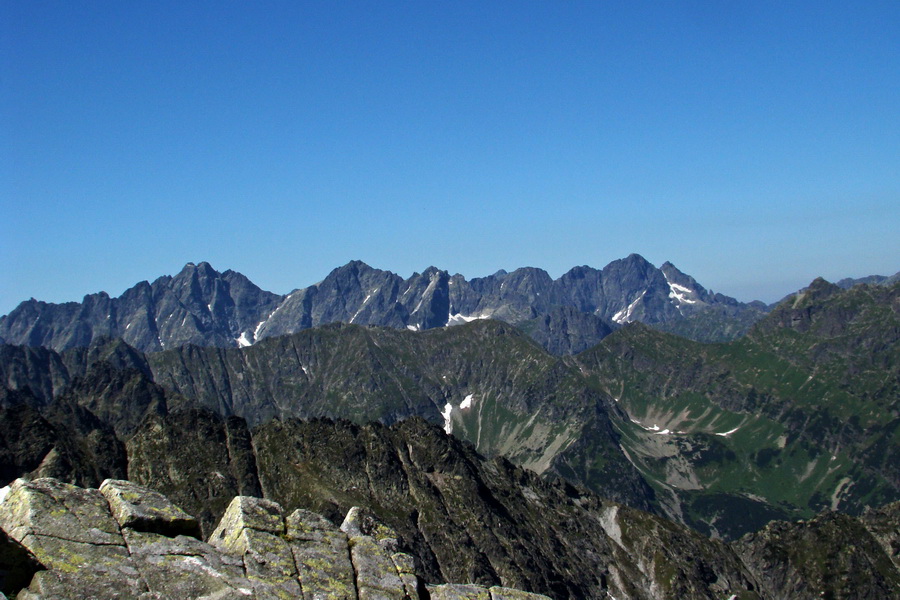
[
  {"left": 398, "top": 572, "right": 421, "bottom": 600},
  {"left": 341, "top": 506, "right": 398, "bottom": 544},
  {"left": 391, "top": 551, "right": 416, "bottom": 575},
  {"left": 235, "top": 528, "right": 302, "bottom": 600},
  {"left": 0, "top": 478, "right": 121, "bottom": 546},
  {"left": 286, "top": 509, "right": 357, "bottom": 600},
  {"left": 349, "top": 534, "right": 406, "bottom": 600},
  {"left": 123, "top": 528, "right": 253, "bottom": 599},
  {"left": 488, "top": 586, "right": 552, "bottom": 600},
  {"left": 0, "top": 478, "right": 552, "bottom": 600},
  {"left": 14, "top": 568, "right": 153, "bottom": 599},
  {"left": 427, "top": 583, "right": 491, "bottom": 600},
  {"left": 391, "top": 552, "right": 421, "bottom": 600},
  {"left": 99, "top": 479, "right": 201, "bottom": 539},
  {"left": 209, "top": 495, "right": 284, "bottom": 552}
]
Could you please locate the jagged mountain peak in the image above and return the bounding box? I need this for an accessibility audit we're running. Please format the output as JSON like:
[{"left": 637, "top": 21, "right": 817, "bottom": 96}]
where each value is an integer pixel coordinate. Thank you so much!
[{"left": 1, "top": 256, "right": 760, "bottom": 354}]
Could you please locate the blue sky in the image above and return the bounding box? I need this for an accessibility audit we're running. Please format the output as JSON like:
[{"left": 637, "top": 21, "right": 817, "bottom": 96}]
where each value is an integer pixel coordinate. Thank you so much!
[{"left": 2, "top": 1, "right": 898, "bottom": 316}]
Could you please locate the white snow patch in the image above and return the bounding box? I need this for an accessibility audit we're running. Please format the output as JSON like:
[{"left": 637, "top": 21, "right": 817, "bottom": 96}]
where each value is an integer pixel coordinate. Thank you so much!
[
  {"left": 0, "top": 485, "right": 10, "bottom": 505},
  {"left": 715, "top": 426, "right": 740, "bottom": 437},
  {"left": 406, "top": 324, "right": 420, "bottom": 332},
  {"left": 647, "top": 424, "right": 660, "bottom": 431},
  {"left": 655, "top": 429, "right": 671, "bottom": 435},
  {"left": 301, "top": 365, "right": 309, "bottom": 376},
  {"left": 442, "top": 402, "right": 454, "bottom": 434},
  {"left": 663, "top": 272, "right": 698, "bottom": 307},
  {"left": 612, "top": 291, "right": 646, "bottom": 324},
  {"left": 446, "top": 312, "right": 490, "bottom": 327},
  {"left": 460, "top": 394, "right": 475, "bottom": 409},
  {"left": 126, "top": 323, "right": 131, "bottom": 330},
  {"left": 236, "top": 332, "right": 252, "bottom": 348},
  {"left": 351, "top": 291, "right": 378, "bottom": 323},
  {"left": 207, "top": 303, "right": 213, "bottom": 313}
]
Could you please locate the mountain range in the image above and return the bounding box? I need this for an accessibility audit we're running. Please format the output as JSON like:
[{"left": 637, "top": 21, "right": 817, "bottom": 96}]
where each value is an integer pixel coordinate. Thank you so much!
[
  {"left": 1, "top": 257, "right": 898, "bottom": 598},
  {"left": 0, "top": 254, "right": 769, "bottom": 355}
]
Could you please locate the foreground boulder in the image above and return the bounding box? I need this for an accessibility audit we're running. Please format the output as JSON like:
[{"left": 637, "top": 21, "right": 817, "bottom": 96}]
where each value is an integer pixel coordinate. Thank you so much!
[{"left": 0, "top": 477, "right": 551, "bottom": 600}]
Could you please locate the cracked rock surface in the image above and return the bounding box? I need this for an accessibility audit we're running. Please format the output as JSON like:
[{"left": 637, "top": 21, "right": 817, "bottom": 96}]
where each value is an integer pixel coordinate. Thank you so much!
[{"left": 0, "top": 477, "right": 551, "bottom": 600}]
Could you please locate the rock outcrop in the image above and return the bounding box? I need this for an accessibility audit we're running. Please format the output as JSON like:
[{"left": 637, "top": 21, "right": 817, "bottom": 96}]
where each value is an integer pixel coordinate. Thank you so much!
[{"left": 0, "top": 477, "right": 551, "bottom": 600}]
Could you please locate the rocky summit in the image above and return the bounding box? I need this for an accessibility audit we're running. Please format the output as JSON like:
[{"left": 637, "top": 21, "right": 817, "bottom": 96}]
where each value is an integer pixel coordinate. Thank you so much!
[
  {"left": 0, "top": 255, "right": 765, "bottom": 355},
  {"left": 0, "top": 477, "right": 551, "bottom": 600}
]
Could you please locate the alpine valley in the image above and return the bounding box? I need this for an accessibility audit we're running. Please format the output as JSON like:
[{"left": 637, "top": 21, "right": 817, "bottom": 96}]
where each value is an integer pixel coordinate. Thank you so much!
[{"left": 1, "top": 255, "right": 898, "bottom": 600}]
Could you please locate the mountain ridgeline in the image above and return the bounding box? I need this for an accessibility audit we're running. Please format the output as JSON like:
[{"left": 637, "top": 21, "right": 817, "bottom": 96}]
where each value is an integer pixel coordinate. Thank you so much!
[
  {"left": 0, "top": 255, "right": 767, "bottom": 355},
  {"left": 2, "top": 277, "right": 899, "bottom": 535},
  {"left": 1, "top": 260, "right": 899, "bottom": 598}
]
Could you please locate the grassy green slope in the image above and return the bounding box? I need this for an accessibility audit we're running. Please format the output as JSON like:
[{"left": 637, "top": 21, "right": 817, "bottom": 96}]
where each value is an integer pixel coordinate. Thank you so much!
[{"left": 573, "top": 280, "right": 900, "bottom": 537}]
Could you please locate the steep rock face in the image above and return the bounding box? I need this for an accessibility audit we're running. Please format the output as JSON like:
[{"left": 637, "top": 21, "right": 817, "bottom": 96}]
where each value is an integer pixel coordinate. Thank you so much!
[
  {"left": 0, "top": 399, "right": 126, "bottom": 489},
  {"left": 517, "top": 306, "right": 616, "bottom": 355},
  {"left": 735, "top": 508, "right": 900, "bottom": 599},
  {"left": 0, "top": 262, "right": 282, "bottom": 353},
  {"left": 0, "top": 477, "right": 550, "bottom": 600},
  {"left": 126, "top": 408, "right": 262, "bottom": 535},
  {"left": 131, "top": 411, "right": 762, "bottom": 600},
  {"left": 0, "top": 255, "right": 761, "bottom": 355},
  {"left": 143, "top": 321, "right": 651, "bottom": 510}
]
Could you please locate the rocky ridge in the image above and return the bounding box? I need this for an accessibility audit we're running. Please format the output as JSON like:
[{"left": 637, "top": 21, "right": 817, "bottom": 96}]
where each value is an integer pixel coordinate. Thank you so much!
[
  {"left": 0, "top": 477, "right": 550, "bottom": 600},
  {"left": 0, "top": 255, "right": 759, "bottom": 355}
]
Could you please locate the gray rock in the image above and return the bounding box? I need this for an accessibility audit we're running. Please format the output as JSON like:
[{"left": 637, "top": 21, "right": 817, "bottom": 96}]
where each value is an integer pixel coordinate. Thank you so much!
[
  {"left": 99, "top": 478, "right": 201, "bottom": 538},
  {"left": 0, "top": 478, "right": 554, "bottom": 600},
  {"left": 489, "top": 586, "right": 552, "bottom": 600},
  {"left": 427, "top": 583, "right": 491, "bottom": 600},
  {"left": 0, "top": 478, "right": 121, "bottom": 546},
  {"left": 348, "top": 534, "right": 406, "bottom": 600},
  {"left": 123, "top": 528, "right": 252, "bottom": 600},
  {"left": 341, "top": 506, "right": 399, "bottom": 542},
  {"left": 209, "top": 495, "right": 285, "bottom": 548},
  {"left": 286, "top": 509, "right": 357, "bottom": 600}
]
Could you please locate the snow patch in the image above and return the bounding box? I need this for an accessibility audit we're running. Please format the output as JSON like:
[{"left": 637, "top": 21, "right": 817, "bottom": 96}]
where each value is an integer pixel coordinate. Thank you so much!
[
  {"left": 655, "top": 429, "right": 671, "bottom": 435},
  {"left": 236, "top": 332, "right": 252, "bottom": 348},
  {"left": 663, "top": 272, "right": 698, "bottom": 307},
  {"left": 0, "top": 485, "right": 9, "bottom": 505},
  {"left": 412, "top": 272, "right": 441, "bottom": 314},
  {"left": 612, "top": 291, "right": 646, "bottom": 324},
  {"left": 460, "top": 394, "right": 475, "bottom": 409},
  {"left": 351, "top": 290, "right": 378, "bottom": 323},
  {"left": 406, "top": 324, "right": 420, "bottom": 332},
  {"left": 442, "top": 402, "right": 454, "bottom": 434},
  {"left": 446, "top": 312, "right": 490, "bottom": 327},
  {"left": 715, "top": 426, "right": 740, "bottom": 437}
]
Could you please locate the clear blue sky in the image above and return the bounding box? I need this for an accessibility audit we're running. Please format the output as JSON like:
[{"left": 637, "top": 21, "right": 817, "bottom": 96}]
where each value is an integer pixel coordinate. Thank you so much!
[{"left": 2, "top": 1, "right": 898, "bottom": 316}]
